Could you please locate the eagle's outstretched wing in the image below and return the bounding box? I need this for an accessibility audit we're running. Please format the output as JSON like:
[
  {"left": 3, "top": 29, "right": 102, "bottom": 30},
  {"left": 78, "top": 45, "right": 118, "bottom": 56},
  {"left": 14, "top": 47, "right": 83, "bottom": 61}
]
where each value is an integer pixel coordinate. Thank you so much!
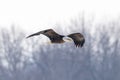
[
  {"left": 26, "top": 29, "right": 65, "bottom": 43},
  {"left": 68, "top": 33, "right": 85, "bottom": 47},
  {"left": 26, "top": 29, "right": 59, "bottom": 38}
]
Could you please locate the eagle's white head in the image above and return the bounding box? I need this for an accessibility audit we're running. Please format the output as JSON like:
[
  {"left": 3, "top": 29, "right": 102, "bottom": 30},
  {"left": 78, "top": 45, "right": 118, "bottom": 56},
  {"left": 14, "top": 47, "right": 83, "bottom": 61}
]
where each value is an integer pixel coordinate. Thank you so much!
[{"left": 63, "top": 36, "right": 73, "bottom": 42}]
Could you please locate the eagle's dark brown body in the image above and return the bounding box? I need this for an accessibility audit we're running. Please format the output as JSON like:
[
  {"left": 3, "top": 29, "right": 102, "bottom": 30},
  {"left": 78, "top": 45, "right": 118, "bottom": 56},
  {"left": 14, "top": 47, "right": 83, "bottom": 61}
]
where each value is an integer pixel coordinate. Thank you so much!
[{"left": 27, "top": 29, "right": 85, "bottom": 47}]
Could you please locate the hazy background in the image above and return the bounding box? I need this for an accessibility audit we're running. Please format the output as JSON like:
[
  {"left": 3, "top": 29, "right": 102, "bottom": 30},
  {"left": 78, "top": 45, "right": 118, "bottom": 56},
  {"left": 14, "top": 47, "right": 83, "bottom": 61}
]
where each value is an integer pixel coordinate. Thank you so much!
[
  {"left": 0, "top": 0, "right": 120, "bottom": 80},
  {"left": 0, "top": 16, "right": 120, "bottom": 80},
  {"left": 0, "top": 0, "right": 120, "bottom": 32}
]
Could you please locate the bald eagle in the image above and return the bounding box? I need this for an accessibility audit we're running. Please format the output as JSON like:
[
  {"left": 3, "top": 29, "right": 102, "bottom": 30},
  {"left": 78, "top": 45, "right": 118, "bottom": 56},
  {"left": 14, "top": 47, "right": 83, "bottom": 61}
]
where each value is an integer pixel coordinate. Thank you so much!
[{"left": 26, "top": 29, "right": 85, "bottom": 47}]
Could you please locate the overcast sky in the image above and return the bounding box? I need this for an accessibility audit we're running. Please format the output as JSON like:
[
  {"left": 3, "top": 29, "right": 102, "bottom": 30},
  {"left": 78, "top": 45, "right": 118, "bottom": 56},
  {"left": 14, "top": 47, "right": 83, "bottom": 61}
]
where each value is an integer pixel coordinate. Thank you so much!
[{"left": 0, "top": 0, "right": 120, "bottom": 32}]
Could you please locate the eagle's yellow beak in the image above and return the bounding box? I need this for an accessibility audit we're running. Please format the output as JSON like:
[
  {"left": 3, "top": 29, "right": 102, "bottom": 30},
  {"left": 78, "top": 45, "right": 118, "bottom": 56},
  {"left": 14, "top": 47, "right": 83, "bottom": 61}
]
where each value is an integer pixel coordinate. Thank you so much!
[
  {"left": 66, "top": 38, "right": 72, "bottom": 41},
  {"left": 47, "top": 41, "right": 51, "bottom": 44}
]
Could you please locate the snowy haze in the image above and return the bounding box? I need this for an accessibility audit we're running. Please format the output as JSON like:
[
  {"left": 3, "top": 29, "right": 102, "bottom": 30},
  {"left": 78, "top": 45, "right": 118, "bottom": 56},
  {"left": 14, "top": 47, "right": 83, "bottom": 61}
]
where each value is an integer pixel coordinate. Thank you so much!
[
  {"left": 0, "top": 0, "right": 120, "bottom": 80},
  {"left": 0, "top": 0, "right": 120, "bottom": 32}
]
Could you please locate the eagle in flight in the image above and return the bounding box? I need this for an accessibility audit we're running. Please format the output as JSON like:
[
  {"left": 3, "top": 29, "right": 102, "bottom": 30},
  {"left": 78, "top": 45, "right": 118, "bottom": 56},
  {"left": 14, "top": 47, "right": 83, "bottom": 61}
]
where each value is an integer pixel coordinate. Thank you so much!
[{"left": 26, "top": 29, "right": 85, "bottom": 47}]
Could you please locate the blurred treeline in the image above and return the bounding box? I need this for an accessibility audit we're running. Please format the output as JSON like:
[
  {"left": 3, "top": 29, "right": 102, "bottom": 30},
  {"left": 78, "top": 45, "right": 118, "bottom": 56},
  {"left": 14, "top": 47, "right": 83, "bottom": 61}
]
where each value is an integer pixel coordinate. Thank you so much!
[{"left": 0, "top": 16, "right": 120, "bottom": 80}]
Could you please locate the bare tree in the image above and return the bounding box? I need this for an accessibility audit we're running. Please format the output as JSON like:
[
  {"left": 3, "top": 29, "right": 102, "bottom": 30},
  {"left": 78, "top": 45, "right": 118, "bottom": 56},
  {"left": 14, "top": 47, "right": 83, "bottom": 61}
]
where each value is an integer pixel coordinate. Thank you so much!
[
  {"left": 0, "top": 15, "right": 120, "bottom": 80},
  {"left": 0, "top": 27, "right": 30, "bottom": 80}
]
